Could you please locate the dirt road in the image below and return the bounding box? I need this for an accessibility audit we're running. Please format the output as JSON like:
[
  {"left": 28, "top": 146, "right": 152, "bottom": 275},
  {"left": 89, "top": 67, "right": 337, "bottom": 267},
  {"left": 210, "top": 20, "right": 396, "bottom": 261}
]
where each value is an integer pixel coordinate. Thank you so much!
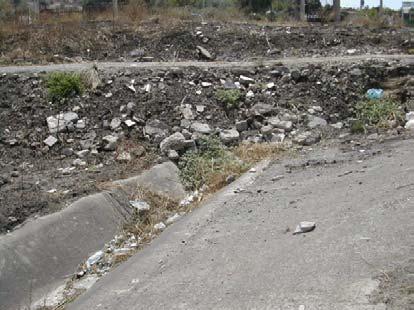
[
  {"left": 67, "top": 137, "right": 414, "bottom": 310},
  {"left": 1, "top": 54, "right": 413, "bottom": 73}
]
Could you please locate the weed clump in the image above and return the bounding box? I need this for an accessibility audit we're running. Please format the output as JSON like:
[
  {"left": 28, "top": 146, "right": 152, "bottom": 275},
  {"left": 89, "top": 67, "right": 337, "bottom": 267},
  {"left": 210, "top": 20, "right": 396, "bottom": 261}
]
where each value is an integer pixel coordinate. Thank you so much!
[
  {"left": 179, "top": 136, "right": 247, "bottom": 191},
  {"left": 46, "top": 72, "right": 85, "bottom": 102},
  {"left": 216, "top": 89, "right": 242, "bottom": 110},
  {"left": 355, "top": 99, "right": 402, "bottom": 128}
]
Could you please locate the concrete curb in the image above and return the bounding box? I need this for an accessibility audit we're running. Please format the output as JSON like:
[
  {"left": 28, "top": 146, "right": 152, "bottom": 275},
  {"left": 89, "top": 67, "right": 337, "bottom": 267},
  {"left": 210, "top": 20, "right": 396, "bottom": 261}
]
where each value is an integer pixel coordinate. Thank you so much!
[{"left": 0, "top": 161, "right": 185, "bottom": 310}]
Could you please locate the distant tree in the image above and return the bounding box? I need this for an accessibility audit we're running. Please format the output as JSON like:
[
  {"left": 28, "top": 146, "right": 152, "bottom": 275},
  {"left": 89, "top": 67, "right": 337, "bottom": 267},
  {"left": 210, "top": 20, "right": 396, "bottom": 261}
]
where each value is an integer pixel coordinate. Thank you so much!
[{"left": 239, "top": 0, "right": 272, "bottom": 12}]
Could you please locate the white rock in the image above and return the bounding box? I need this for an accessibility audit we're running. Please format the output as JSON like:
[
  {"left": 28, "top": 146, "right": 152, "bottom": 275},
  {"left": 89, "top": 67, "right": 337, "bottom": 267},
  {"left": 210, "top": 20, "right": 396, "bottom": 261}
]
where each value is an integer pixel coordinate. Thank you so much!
[
  {"left": 86, "top": 250, "right": 104, "bottom": 269},
  {"left": 201, "top": 82, "right": 212, "bottom": 87},
  {"left": 76, "top": 119, "right": 86, "bottom": 129},
  {"left": 331, "top": 122, "right": 343, "bottom": 129},
  {"left": 166, "top": 213, "right": 181, "bottom": 225},
  {"left": 196, "top": 105, "right": 205, "bottom": 113},
  {"left": 246, "top": 90, "right": 255, "bottom": 98},
  {"left": 406, "top": 112, "right": 414, "bottom": 122},
  {"left": 44, "top": 135, "right": 58, "bottom": 147},
  {"left": 154, "top": 222, "right": 166, "bottom": 231},
  {"left": 180, "top": 104, "right": 195, "bottom": 120},
  {"left": 130, "top": 200, "right": 151, "bottom": 211},
  {"left": 293, "top": 221, "right": 316, "bottom": 235},
  {"left": 110, "top": 118, "right": 122, "bottom": 130},
  {"left": 405, "top": 120, "right": 414, "bottom": 131},
  {"left": 124, "top": 119, "right": 136, "bottom": 127},
  {"left": 239, "top": 75, "right": 255, "bottom": 86},
  {"left": 126, "top": 84, "right": 136, "bottom": 93},
  {"left": 143, "top": 84, "right": 151, "bottom": 93}
]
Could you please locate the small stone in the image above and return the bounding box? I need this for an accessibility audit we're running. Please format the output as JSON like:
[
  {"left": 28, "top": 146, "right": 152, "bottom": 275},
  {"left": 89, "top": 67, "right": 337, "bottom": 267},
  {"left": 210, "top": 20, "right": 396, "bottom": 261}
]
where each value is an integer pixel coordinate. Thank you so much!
[
  {"left": 102, "top": 135, "right": 118, "bottom": 151},
  {"left": 260, "top": 125, "right": 273, "bottom": 135},
  {"left": 154, "top": 222, "right": 166, "bottom": 231},
  {"left": 201, "top": 82, "right": 212, "bottom": 87},
  {"left": 235, "top": 120, "right": 248, "bottom": 132},
  {"left": 116, "top": 151, "right": 132, "bottom": 162},
  {"left": 250, "top": 103, "right": 274, "bottom": 116},
  {"left": 405, "top": 120, "right": 414, "bottom": 131},
  {"left": 271, "top": 175, "right": 284, "bottom": 181},
  {"left": 219, "top": 129, "right": 240, "bottom": 145},
  {"left": 44, "top": 135, "right": 58, "bottom": 147},
  {"left": 246, "top": 90, "right": 255, "bottom": 98},
  {"left": 110, "top": 118, "right": 122, "bottom": 130},
  {"left": 293, "top": 221, "right": 316, "bottom": 235},
  {"left": 124, "top": 119, "right": 136, "bottom": 127},
  {"left": 196, "top": 105, "right": 205, "bottom": 113},
  {"left": 268, "top": 117, "right": 293, "bottom": 131},
  {"left": 239, "top": 75, "right": 255, "bottom": 86},
  {"left": 190, "top": 122, "right": 213, "bottom": 134},
  {"left": 406, "top": 112, "right": 414, "bottom": 122},
  {"left": 86, "top": 250, "right": 104, "bottom": 269},
  {"left": 160, "top": 132, "right": 186, "bottom": 153},
  {"left": 167, "top": 149, "right": 180, "bottom": 160},
  {"left": 307, "top": 115, "right": 327, "bottom": 129},
  {"left": 166, "top": 213, "right": 181, "bottom": 225},
  {"left": 76, "top": 119, "right": 86, "bottom": 129},
  {"left": 196, "top": 46, "right": 214, "bottom": 60},
  {"left": 130, "top": 200, "right": 151, "bottom": 212},
  {"left": 331, "top": 122, "right": 343, "bottom": 129},
  {"left": 180, "top": 104, "right": 195, "bottom": 120}
]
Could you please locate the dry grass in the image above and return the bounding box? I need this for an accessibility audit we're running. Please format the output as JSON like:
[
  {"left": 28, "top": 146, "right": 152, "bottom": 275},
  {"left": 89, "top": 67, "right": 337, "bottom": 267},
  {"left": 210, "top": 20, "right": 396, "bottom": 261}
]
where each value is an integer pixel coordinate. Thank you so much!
[
  {"left": 233, "top": 142, "right": 284, "bottom": 165},
  {"left": 122, "top": 187, "right": 182, "bottom": 243}
]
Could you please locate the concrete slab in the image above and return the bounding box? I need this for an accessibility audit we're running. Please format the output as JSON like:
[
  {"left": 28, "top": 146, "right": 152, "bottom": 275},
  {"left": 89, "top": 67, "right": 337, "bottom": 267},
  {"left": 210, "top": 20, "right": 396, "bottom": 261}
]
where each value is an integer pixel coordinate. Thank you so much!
[
  {"left": 0, "top": 161, "right": 185, "bottom": 310},
  {"left": 114, "top": 161, "right": 186, "bottom": 201},
  {"left": 67, "top": 139, "right": 414, "bottom": 310}
]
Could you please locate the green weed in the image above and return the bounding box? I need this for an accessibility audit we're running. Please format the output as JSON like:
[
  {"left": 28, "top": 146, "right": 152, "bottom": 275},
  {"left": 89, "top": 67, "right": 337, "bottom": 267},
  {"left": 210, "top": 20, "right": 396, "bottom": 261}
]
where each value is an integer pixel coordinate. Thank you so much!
[{"left": 46, "top": 72, "right": 85, "bottom": 102}]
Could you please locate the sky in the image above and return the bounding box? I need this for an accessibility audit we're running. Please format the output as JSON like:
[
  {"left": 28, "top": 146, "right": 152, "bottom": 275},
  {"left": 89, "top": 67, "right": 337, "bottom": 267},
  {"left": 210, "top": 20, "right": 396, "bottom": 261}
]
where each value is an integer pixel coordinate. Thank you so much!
[{"left": 339, "top": 0, "right": 403, "bottom": 10}]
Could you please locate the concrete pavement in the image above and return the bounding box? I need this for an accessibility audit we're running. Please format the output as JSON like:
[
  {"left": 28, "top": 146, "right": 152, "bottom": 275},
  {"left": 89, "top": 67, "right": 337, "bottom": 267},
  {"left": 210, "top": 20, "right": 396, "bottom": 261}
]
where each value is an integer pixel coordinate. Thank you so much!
[{"left": 68, "top": 138, "right": 414, "bottom": 310}]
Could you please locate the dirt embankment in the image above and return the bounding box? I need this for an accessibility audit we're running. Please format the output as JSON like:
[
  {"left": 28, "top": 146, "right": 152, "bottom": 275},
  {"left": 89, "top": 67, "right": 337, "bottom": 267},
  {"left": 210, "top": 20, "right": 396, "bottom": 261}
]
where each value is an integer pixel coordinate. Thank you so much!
[
  {"left": 0, "top": 59, "right": 413, "bottom": 233},
  {"left": 0, "top": 20, "right": 412, "bottom": 65}
]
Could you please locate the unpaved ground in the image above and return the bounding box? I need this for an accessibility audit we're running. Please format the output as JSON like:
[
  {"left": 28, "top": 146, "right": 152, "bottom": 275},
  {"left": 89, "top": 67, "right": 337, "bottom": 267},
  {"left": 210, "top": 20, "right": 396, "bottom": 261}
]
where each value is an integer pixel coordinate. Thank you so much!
[
  {"left": 0, "top": 20, "right": 413, "bottom": 65},
  {"left": 67, "top": 137, "right": 414, "bottom": 310},
  {"left": 0, "top": 57, "right": 413, "bottom": 233}
]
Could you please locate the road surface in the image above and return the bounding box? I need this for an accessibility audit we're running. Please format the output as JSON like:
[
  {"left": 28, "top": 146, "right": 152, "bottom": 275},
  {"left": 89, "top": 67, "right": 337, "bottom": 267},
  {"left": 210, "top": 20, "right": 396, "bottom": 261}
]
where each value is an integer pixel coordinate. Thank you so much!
[
  {"left": 68, "top": 137, "right": 414, "bottom": 310},
  {"left": 1, "top": 54, "right": 413, "bottom": 74}
]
